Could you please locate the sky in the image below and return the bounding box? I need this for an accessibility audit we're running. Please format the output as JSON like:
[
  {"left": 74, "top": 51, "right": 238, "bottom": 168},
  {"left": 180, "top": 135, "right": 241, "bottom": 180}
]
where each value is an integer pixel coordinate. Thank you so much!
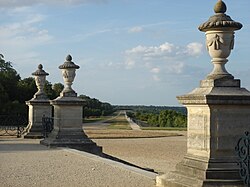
[{"left": 0, "top": 0, "right": 249, "bottom": 106}]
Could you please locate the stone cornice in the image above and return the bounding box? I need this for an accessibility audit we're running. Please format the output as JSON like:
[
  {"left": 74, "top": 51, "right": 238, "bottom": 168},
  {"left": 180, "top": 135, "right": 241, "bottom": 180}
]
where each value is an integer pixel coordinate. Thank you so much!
[{"left": 198, "top": 14, "right": 242, "bottom": 32}]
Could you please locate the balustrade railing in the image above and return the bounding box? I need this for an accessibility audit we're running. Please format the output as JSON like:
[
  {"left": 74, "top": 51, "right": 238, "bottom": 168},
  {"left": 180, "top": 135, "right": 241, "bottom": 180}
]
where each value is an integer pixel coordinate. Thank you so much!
[
  {"left": 235, "top": 131, "right": 250, "bottom": 186},
  {"left": 0, "top": 115, "right": 29, "bottom": 137},
  {"left": 42, "top": 116, "right": 54, "bottom": 138}
]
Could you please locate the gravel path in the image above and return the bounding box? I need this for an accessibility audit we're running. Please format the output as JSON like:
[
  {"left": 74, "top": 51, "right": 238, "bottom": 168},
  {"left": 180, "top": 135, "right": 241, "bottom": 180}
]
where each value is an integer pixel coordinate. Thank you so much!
[
  {"left": 0, "top": 139, "right": 156, "bottom": 187},
  {"left": 94, "top": 132, "right": 187, "bottom": 174},
  {"left": 125, "top": 115, "right": 141, "bottom": 130}
]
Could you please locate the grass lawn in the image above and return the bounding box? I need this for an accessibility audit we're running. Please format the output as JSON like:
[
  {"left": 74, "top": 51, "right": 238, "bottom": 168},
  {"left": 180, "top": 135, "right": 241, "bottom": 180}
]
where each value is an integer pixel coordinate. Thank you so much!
[
  {"left": 84, "top": 129, "right": 181, "bottom": 139},
  {"left": 141, "top": 127, "right": 187, "bottom": 131},
  {"left": 107, "top": 122, "right": 132, "bottom": 130},
  {"left": 83, "top": 116, "right": 109, "bottom": 123}
]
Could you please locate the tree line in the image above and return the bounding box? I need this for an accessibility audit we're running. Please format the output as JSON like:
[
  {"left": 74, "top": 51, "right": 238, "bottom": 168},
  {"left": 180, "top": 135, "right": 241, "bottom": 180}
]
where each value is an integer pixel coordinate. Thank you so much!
[
  {"left": 127, "top": 109, "right": 187, "bottom": 128},
  {"left": 0, "top": 54, "right": 114, "bottom": 117},
  {"left": 0, "top": 54, "right": 63, "bottom": 115},
  {"left": 79, "top": 95, "right": 115, "bottom": 117},
  {"left": 117, "top": 105, "right": 187, "bottom": 115}
]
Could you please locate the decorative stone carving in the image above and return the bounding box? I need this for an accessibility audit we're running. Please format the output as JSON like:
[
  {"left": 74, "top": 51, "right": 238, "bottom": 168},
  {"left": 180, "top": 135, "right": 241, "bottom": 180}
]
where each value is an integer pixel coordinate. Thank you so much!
[
  {"left": 207, "top": 34, "right": 224, "bottom": 50},
  {"left": 198, "top": 0, "right": 243, "bottom": 80},
  {"left": 59, "top": 55, "right": 79, "bottom": 97},
  {"left": 32, "top": 64, "right": 49, "bottom": 100},
  {"left": 198, "top": 0, "right": 242, "bottom": 32}
]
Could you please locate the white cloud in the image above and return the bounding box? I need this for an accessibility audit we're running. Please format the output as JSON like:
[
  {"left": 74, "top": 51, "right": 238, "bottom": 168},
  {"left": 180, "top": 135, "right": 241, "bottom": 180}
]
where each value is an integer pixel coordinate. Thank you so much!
[
  {"left": 72, "top": 29, "right": 112, "bottom": 41},
  {"left": 185, "top": 42, "right": 203, "bottom": 57},
  {"left": 124, "top": 59, "right": 136, "bottom": 69},
  {"left": 126, "top": 42, "right": 179, "bottom": 62},
  {"left": 128, "top": 26, "right": 143, "bottom": 33},
  {"left": 166, "top": 62, "right": 184, "bottom": 74},
  {"left": 0, "top": 14, "right": 52, "bottom": 48},
  {"left": 0, "top": 6, "right": 52, "bottom": 45},
  {"left": 125, "top": 42, "right": 203, "bottom": 63},
  {"left": 152, "top": 75, "right": 160, "bottom": 82},
  {"left": 0, "top": 0, "right": 108, "bottom": 8},
  {"left": 0, "top": 7, "right": 53, "bottom": 78},
  {"left": 124, "top": 42, "right": 203, "bottom": 81},
  {"left": 151, "top": 67, "right": 160, "bottom": 74}
]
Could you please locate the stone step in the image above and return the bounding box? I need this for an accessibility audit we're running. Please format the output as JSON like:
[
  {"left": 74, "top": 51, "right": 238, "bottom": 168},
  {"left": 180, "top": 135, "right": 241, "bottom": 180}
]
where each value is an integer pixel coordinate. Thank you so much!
[
  {"left": 157, "top": 172, "right": 244, "bottom": 187},
  {"left": 157, "top": 171, "right": 202, "bottom": 187},
  {"left": 176, "top": 161, "right": 241, "bottom": 180}
]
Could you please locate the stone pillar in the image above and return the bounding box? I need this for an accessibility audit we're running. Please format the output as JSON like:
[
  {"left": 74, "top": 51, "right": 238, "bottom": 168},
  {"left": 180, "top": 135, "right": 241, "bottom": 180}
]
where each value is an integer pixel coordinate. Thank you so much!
[
  {"left": 25, "top": 64, "right": 52, "bottom": 138},
  {"left": 40, "top": 55, "right": 102, "bottom": 155},
  {"left": 157, "top": 1, "right": 249, "bottom": 186}
]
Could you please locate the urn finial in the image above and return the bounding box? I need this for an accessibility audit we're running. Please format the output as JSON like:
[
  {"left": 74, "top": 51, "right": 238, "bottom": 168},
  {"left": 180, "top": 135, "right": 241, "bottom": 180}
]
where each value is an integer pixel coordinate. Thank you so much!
[
  {"left": 66, "top": 54, "right": 72, "bottom": 62},
  {"left": 38, "top": 64, "right": 43, "bottom": 70},
  {"left": 198, "top": 1, "right": 242, "bottom": 32},
  {"left": 198, "top": 1, "right": 243, "bottom": 80},
  {"left": 59, "top": 54, "right": 80, "bottom": 97},
  {"left": 214, "top": 0, "right": 227, "bottom": 14},
  {"left": 32, "top": 64, "right": 49, "bottom": 100}
]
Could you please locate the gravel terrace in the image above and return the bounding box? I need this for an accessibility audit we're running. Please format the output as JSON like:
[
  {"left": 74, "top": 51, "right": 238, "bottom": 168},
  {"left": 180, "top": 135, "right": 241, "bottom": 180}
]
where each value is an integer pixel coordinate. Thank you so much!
[
  {"left": 94, "top": 132, "right": 187, "bottom": 174},
  {"left": 0, "top": 138, "right": 156, "bottom": 187}
]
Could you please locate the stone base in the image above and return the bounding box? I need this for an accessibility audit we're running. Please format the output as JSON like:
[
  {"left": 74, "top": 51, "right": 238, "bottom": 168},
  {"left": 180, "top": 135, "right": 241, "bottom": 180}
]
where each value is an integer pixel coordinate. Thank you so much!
[
  {"left": 25, "top": 99, "right": 52, "bottom": 139},
  {"left": 40, "top": 138, "right": 102, "bottom": 155},
  {"left": 40, "top": 125, "right": 103, "bottom": 155},
  {"left": 157, "top": 173, "right": 244, "bottom": 187},
  {"left": 24, "top": 126, "right": 44, "bottom": 139},
  {"left": 156, "top": 155, "right": 244, "bottom": 187},
  {"left": 42, "top": 96, "right": 102, "bottom": 155},
  {"left": 169, "top": 75, "right": 250, "bottom": 187}
]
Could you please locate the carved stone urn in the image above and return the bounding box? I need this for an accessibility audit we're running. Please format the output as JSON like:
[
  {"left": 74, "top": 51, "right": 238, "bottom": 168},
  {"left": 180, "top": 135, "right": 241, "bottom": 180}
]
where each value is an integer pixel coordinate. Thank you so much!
[
  {"left": 198, "top": 0, "right": 242, "bottom": 79},
  {"left": 32, "top": 64, "right": 49, "bottom": 100},
  {"left": 59, "top": 55, "right": 79, "bottom": 97}
]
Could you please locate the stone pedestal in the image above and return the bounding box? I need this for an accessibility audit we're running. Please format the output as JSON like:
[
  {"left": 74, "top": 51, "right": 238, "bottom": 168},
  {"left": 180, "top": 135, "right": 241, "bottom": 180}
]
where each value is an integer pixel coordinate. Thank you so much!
[
  {"left": 157, "top": 77, "right": 250, "bottom": 187},
  {"left": 25, "top": 100, "right": 52, "bottom": 138},
  {"left": 40, "top": 97, "right": 102, "bottom": 155},
  {"left": 156, "top": 1, "right": 248, "bottom": 186},
  {"left": 25, "top": 64, "right": 51, "bottom": 138},
  {"left": 40, "top": 55, "right": 102, "bottom": 155}
]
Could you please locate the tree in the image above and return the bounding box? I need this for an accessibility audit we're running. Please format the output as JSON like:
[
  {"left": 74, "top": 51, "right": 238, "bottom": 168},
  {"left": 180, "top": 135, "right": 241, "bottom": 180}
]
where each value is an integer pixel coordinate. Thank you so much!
[
  {"left": 44, "top": 81, "right": 63, "bottom": 100},
  {"left": 17, "top": 77, "right": 37, "bottom": 102},
  {"left": 0, "top": 55, "right": 23, "bottom": 114},
  {"left": 0, "top": 56, "right": 21, "bottom": 101},
  {"left": 133, "top": 109, "right": 187, "bottom": 128},
  {"left": 159, "top": 110, "right": 168, "bottom": 127},
  {"left": 52, "top": 83, "right": 64, "bottom": 97},
  {"left": 0, "top": 83, "right": 9, "bottom": 111},
  {"left": 147, "top": 113, "right": 159, "bottom": 127},
  {"left": 79, "top": 95, "right": 114, "bottom": 118}
]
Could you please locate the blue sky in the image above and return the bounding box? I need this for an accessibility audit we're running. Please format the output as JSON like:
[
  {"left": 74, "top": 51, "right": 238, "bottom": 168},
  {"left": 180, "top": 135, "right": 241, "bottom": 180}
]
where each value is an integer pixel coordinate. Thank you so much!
[{"left": 0, "top": 0, "right": 249, "bottom": 105}]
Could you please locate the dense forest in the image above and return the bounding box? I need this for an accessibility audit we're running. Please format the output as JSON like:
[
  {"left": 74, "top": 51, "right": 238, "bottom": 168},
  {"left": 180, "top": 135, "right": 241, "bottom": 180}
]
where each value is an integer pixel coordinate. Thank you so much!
[{"left": 0, "top": 54, "right": 114, "bottom": 117}]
